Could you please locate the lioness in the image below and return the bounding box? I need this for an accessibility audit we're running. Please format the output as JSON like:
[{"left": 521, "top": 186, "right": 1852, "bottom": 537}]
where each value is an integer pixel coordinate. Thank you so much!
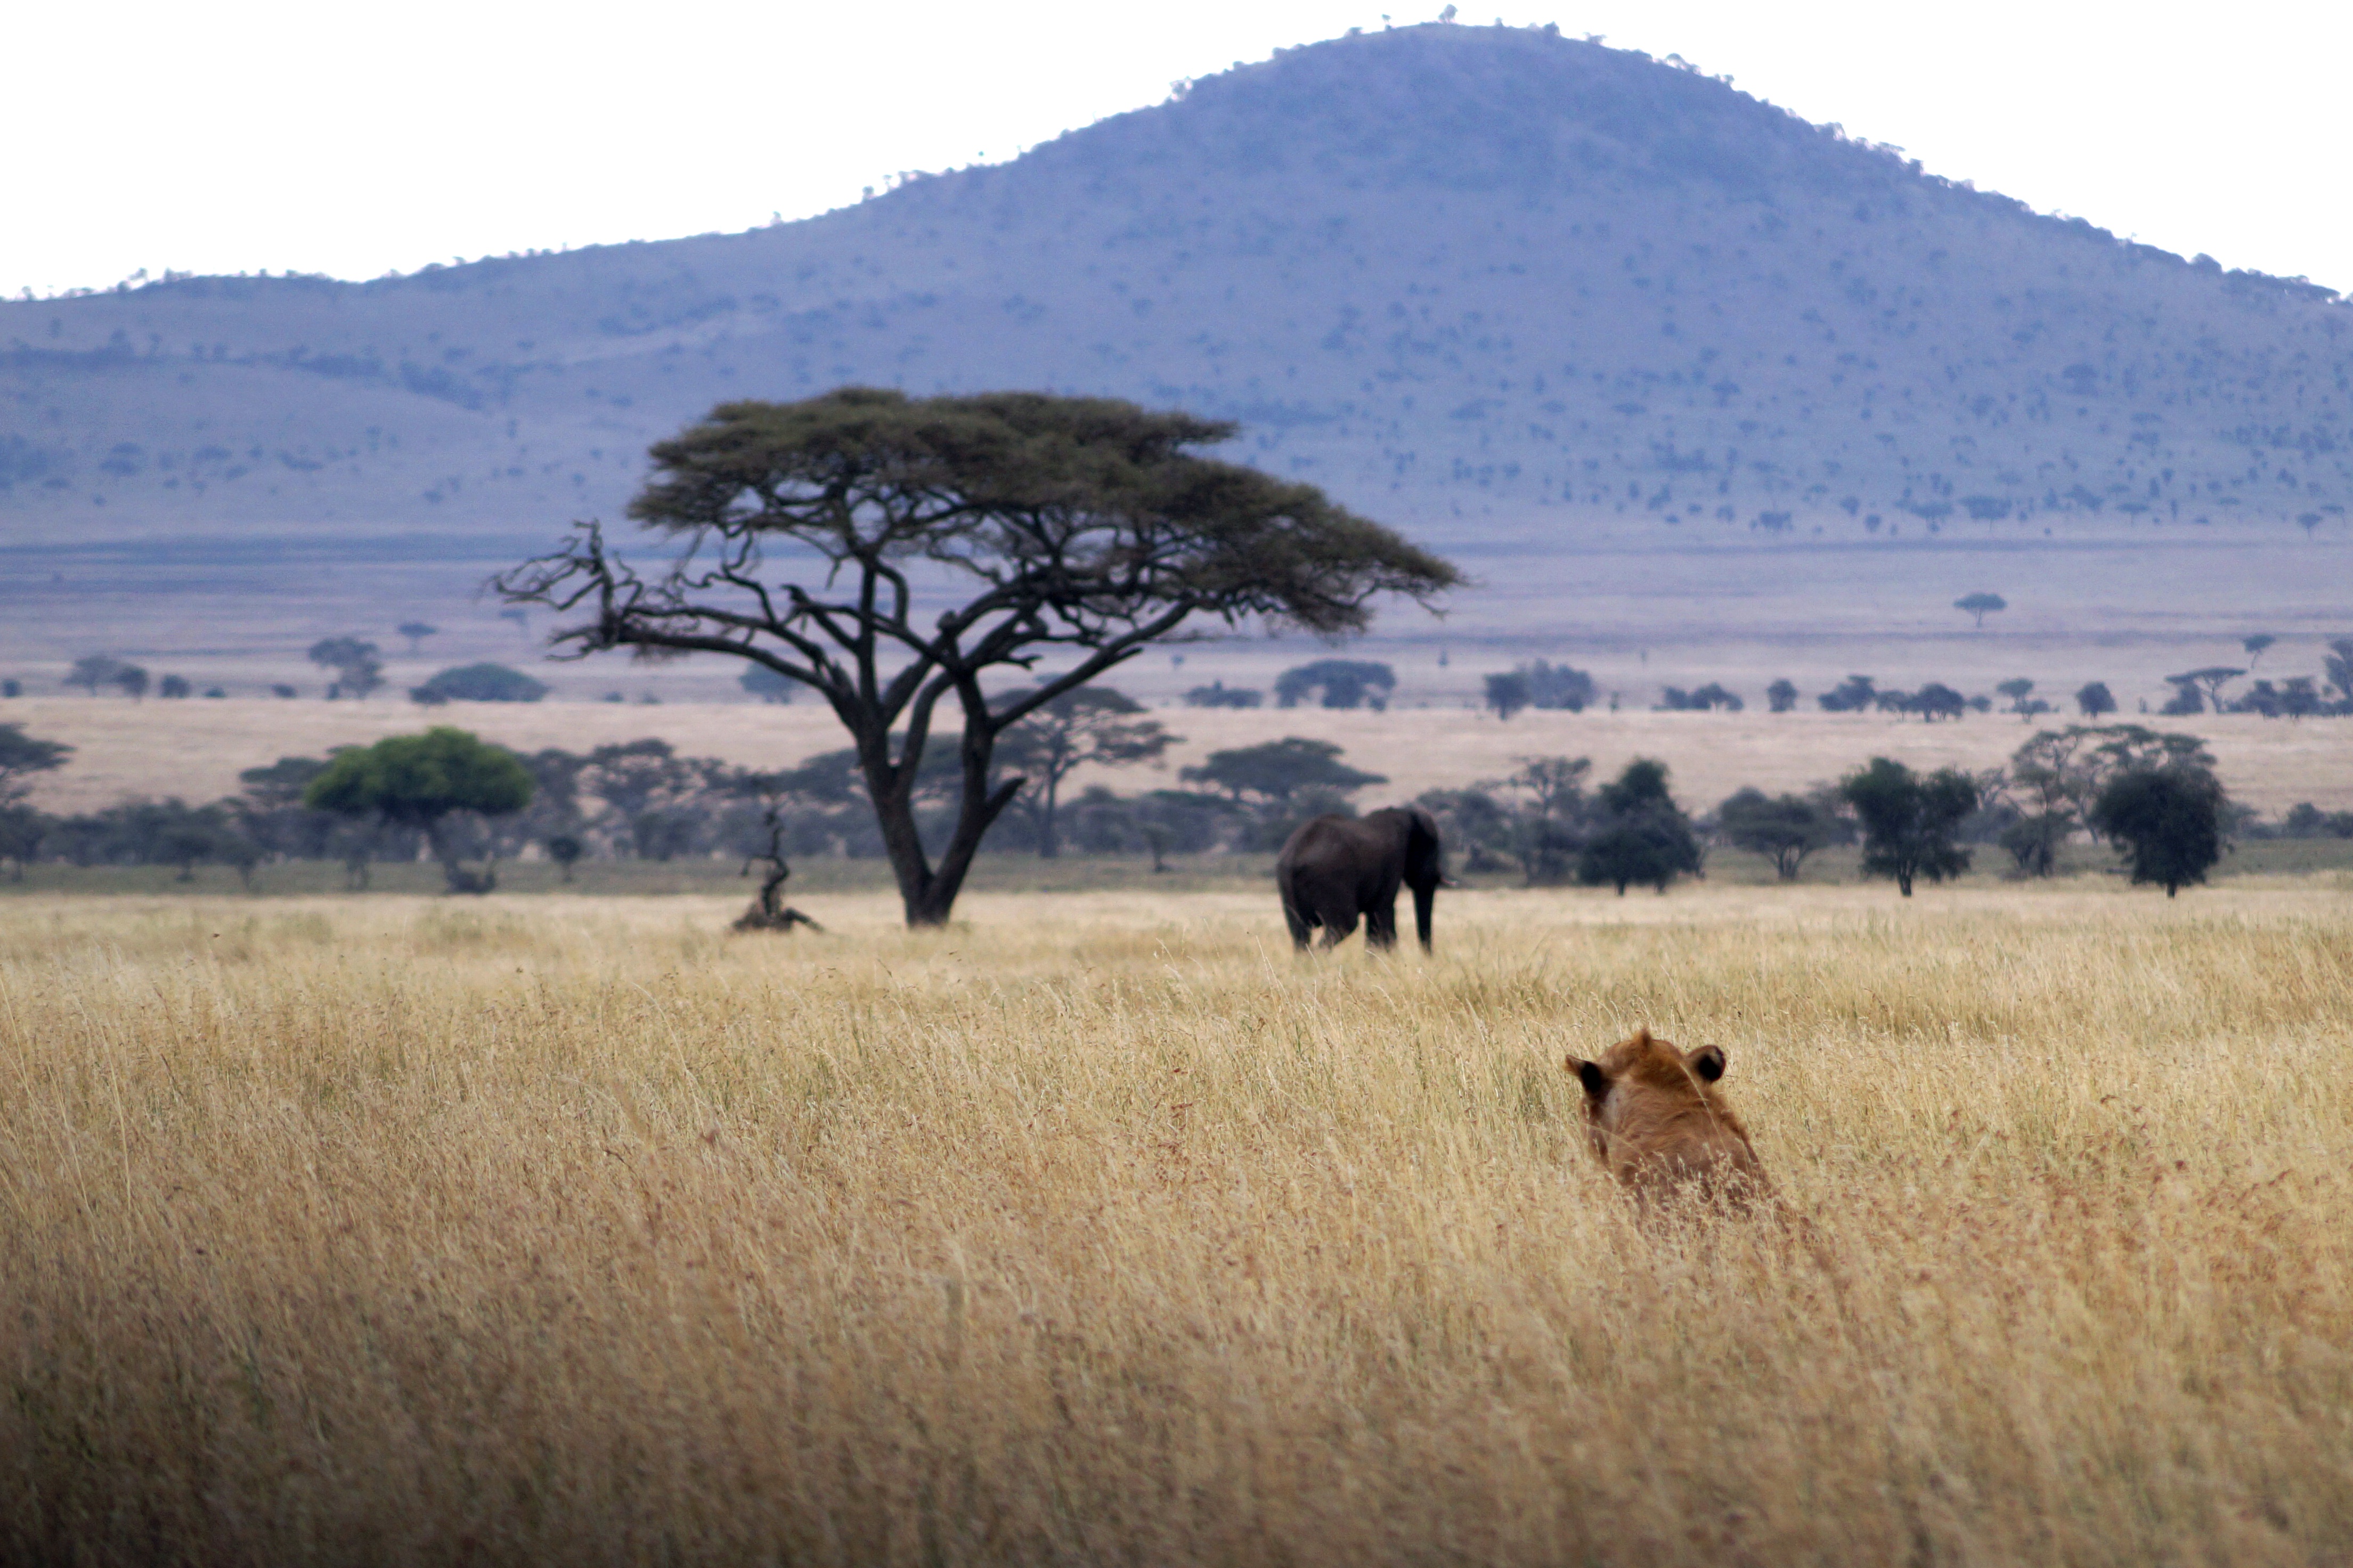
[{"left": 1566, "top": 1027, "right": 1770, "bottom": 1206}]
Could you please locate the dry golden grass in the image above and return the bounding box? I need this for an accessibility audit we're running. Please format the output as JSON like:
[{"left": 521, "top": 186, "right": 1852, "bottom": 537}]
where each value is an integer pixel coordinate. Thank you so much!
[
  {"left": 15, "top": 694, "right": 2353, "bottom": 815},
  {"left": 5, "top": 882, "right": 2352, "bottom": 1565}
]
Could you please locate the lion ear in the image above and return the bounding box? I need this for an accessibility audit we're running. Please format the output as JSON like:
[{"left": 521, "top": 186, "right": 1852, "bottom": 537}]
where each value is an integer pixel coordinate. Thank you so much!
[
  {"left": 1567, "top": 1056, "right": 1610, "bottom": 1097},
  {"left": 1685, "top": 1044, "right": 1727, "bottom": 1083}
]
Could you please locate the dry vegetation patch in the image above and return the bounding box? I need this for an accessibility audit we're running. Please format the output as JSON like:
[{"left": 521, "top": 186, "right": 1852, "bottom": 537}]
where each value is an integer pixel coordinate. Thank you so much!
[{"left": 4, "top": 886, "right": 2351, "bottom": 1564}]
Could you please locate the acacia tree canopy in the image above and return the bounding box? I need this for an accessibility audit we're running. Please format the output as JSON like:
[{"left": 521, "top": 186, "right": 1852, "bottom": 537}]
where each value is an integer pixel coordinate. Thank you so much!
[
  {"left": 495, "top": 388, "right": 1459, "bottom": 925},
  {"left": 304, "top": 728, "right": 533, "bottom": 894},
  {"left": 0, "top": 723, "right": 73, "bottom": 805}
]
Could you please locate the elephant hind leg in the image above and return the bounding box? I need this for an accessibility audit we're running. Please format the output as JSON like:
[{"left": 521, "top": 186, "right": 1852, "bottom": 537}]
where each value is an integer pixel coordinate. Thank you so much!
[
  {"left": 1282, "top": 894, "right": 1316, "bottom": 951},
  {"left": 1313, "top": 901, "right": 1359, "bottom": 949},
  {"left": 1363, "top": 900, "right": 1398, "bottom": 950}
]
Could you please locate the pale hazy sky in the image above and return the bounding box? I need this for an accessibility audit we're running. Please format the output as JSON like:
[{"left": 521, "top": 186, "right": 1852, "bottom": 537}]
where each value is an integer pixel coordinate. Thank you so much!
[{"left": 7, "top": 1, "right": 2347, "bottom": 299}]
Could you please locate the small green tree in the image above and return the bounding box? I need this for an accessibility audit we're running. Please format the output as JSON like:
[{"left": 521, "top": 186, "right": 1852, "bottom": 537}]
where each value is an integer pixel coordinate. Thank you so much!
[
  {"left": 1716, "top": 787, "right": 1846, "bottom": 880},
  {"left": 111, "top": 664, "right": 150, "bottom": 701},
  {"left": 1840, "top": 757, "right": 1977, "bottom": 896},
  {"left": 1955, "top": 592, "right": 2007, "bottom": 629},
  {"left": 1995, "top": 677, "right": 2037, "bottom": 716},
  {"left": 1765, "top": 678, "right": 1799, "bottom": 713},
  {"left": 397, "top": 620, "right": 440, "bottom": 656},
  {"left": 2242, "top": 633, "right": 2276, "bottom": 667},
  {"left": 545, "top": 834, "right": 584, "bottom": 883},
  {"left": 304, "top": 728, "right": 534, "bottom": 893},
  {"left": 997, "top": 686, "right": 1177, "bottom": 857},
  {"left": 1578, "top": 759, "right": 1701, "bottom": 895},
  {"left": 2074, "top": 681, "right": 2116, "bottom": 717},
  {"left": 2089, "top": 764, "right": 2225, "bottom": 896},
  {"left": 1496, "top": 754, "right": 1591, "bottom": 884}
]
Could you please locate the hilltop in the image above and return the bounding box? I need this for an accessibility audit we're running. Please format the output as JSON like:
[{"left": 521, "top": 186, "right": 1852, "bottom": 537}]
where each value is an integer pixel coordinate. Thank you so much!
[{"left": 3, "top": 22, "right": 2349, "bottom": 659}]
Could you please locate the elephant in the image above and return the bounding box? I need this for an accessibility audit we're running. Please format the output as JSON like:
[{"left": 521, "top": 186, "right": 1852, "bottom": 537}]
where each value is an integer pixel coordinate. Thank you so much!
[{"left": 1276, "top": 806, "right": 1447, "bottom": 952}]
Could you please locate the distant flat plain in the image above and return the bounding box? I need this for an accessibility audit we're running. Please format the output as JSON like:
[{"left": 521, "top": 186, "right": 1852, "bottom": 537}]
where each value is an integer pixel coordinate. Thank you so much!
[
  {"left": 3, "top": 525, "right": 2342, "bottom": 709},
  {"left": 13, "top": 695, "right": 2350, "bottom": 816}
]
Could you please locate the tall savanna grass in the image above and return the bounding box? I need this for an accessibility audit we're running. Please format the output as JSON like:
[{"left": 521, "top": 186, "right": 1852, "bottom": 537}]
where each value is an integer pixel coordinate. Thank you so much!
[{"left": 4, "top": 884, "right": 2350, "bottom": 1564}]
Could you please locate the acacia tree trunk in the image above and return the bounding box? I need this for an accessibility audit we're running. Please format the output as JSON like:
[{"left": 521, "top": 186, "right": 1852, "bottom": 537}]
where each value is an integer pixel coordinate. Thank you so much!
[
  {"left": 859, "top": 712, "right": 1023, "bottom": 927},
  {"left": 1038, "top": 775, "right": 1062, "bottom": 860},
  {"left": 424, "top": 816, "right": 498, "bottom": 896}
]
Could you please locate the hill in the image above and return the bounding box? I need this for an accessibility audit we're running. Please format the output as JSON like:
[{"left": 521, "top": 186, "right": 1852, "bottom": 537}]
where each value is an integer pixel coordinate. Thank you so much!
[{"left": 4, "top": 22, "right": 2350, "bottom": 663}]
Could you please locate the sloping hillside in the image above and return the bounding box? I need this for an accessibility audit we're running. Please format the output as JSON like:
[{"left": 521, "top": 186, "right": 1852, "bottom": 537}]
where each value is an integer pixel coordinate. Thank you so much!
[{"left": 5, "top": 22, "right": 2349, "bottom": 565}]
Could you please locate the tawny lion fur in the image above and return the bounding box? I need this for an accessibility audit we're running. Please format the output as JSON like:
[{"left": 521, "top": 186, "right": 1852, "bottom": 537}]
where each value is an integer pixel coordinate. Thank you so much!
[{"left": 1566, "top": 1027, "right": 1770, "bottom": 1205}]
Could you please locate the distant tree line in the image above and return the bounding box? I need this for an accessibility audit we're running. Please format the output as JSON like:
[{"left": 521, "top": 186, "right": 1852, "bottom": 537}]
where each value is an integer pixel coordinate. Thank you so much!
[{"left": 0, "top": 706, "right": 2284, "bottom": 904}]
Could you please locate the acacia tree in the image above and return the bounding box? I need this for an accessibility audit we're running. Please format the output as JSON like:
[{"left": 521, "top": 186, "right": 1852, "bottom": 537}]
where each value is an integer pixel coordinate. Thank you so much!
[
  {"left": 1484, "top": 671, "right": 1530, "bottom": 721},
  {"left": 1274, "top": 659, "right": 1396, "bottom": 710},
  {"left": 1840, "top": 757, "right": 1977, "bottom": 896},
  {"left": 2090, "top": 764, "right": 2226, "bottom": 896},
  {"left": 308, "top": 637, "right": 385, "bottom": 700},
  {"left": 1955, "top": 592, "right": 2007, "bottom": 630},
  {"left": 1997, "top": 729, "right": 2102, "bottom": 876},
  {"left": 1179, "top": 737, "right": 1385, "bottom": 807},
  {"left": 494, "top": 389, "right": 1457, "bottom": 926},
  {"left": 305, "top": 727, "right": 533, "bottom": 893},
  {"left": 1716, "top": 786, "right": 1847, "bottom": 880},
  {"left": 0, "top": 723, "right": 72, "bottom": 805},
  {"left": 1578, "top": 758, "right": 1702, "bottom": 895},
  {"left": 65, "top": 655, "right": 124, "bottom": 696},
  {"left": 997, "top": 686, "right": 1177, "bottom": 858},
  {"left": 2325, "top": 639, "right": 2353, "bottom": 708}
]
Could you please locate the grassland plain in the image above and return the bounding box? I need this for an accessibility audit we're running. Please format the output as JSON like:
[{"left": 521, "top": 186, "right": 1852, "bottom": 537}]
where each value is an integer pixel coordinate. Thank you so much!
[
  {"left": 4, "top": 881, "right": 2352, "bottom": 1565},
  {"left": 13, "top": 697, "right": 2353, "bottom": 817}
]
